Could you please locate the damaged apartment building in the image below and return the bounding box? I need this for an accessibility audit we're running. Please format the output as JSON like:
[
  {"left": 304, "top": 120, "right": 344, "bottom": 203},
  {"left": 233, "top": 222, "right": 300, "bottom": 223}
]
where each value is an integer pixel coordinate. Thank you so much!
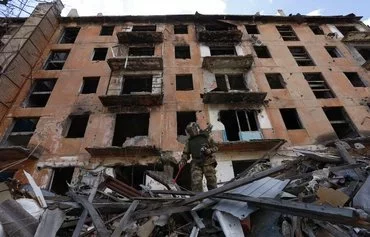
[{"left": 0, "top": 1, "right": 370, "bottom": 195}]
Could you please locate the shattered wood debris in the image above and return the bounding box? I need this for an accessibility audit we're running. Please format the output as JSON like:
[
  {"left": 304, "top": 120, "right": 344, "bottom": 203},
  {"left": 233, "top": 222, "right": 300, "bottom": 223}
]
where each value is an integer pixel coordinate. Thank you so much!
[{"left": 1, "top": 138, "right": 370, "bottom": 236}]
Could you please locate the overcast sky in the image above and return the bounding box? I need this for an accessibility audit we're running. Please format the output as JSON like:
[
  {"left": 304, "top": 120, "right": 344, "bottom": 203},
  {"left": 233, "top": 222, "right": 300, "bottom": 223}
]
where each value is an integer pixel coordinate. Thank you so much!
[{"left": 61, "top": 0, "right": 370, "bottom": 25}]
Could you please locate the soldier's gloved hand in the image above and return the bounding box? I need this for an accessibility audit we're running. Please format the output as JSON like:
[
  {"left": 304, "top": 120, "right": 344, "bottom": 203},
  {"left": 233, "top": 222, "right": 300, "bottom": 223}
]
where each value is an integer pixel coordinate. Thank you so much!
[
  {"left": 179, "top": 158, "right": 187, "bottom": 168},
  {"left": 204, "top": 148, "right": 212, "bottom": 155}
]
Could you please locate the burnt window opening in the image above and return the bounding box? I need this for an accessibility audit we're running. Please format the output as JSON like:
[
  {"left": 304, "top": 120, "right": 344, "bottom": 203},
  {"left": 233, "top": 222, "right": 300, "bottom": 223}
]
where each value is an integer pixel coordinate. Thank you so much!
[
  {"left": 325, "top": 46, "right": 342, "bottom": 58},
  {"left": 276, "top": 25, "right": 299, "bottom": 41},
  {"left": 44, "top": 50, "right": 69, "bottom": 70},
  {"left": 112, "top": 113, "right": 149, "bottom": 146},
  {"left": 344, "top": 72, "right": 366, "bottom": 87},
  {"left": 309, "top": 25, "right": 324, "bottom": 35},
  {"left": 25, "top": 79, "right": 56, "bottom": 107},
  {"left": 81, "top": 77, "right": 99, "bottom": 94},
  {"left": 92, "top": 48, "right": 108, "bottom": 61},
  {"left": 3, "top": 118, "right": 39, "bottom": 147},
  {"left": 245, "top": 25, "right": 259, "bottom": 34},
  {"left": 59, "top": 27, "right": 80, "bottom": 44},
  {"left": 175, "top": 45, "right": 191, "bottom": 59},
  {"left": 214, "top": 75, "right": 229, "bottom": 92},
  {"left": 174, "top": 25, "right": 188, "bottom": 34},
  {"left": 121, "top": 75, "right": 152, "bottom": 94},
  {"left": 177, "top": 111, "right": 196, "bottom": 136},
  {"left": 232, "top": 160, "right": 256, "bottom": 177},
  {"left": 355, "top": 47, "right": 370, "bottom": 61},
  {"left": 50, "top": 167, "right": 74, "bottom": 195},
  {"left": 288, "top": 46, "right": 315, "bottom": 66},
  {"left": 210, "top": 46, "right": 236, "bottom": 56},
  {"left": 65, "top": 115, "right": 89, "bottom": 138},
  {"left": 265, "top": 73, "right": 285, "bottom": 89},
  {"left": 114, "top": 164, "right": 163, "bottom": 190},
  {"left": 204, "top": 24, "right": 232, "bottom": 31},
  {"left": 131, "top": 25, "right": 156, "bottom": 32},
  {"left": 303, "top": 73, "right": 335, "bottom": 99},
  {"left": 128, "top": 47, "right": 155, "bottom": 56},
  {"left": 100, "top": 25, "right": 115, "bottom": 36},
  {"left": 335, "top": 25, "right": 358, "bottom": 37},
  {"left": 323, "top": 107, "right": 359, "bottom": 139},
  {"left": 176, "top": 74, "right": 193, "bottom": 91},
  {"left": 214, "top": 74, "right": 247, "bottom": 91},
  {"left": 280, "top": 108, "right": 303, "bottom": 130},
  {"left": 220, "top": 110, "right": 259, "bottom": 141},
  {"left": 254, "top": 46, "right": 271, "bottom": 58}
]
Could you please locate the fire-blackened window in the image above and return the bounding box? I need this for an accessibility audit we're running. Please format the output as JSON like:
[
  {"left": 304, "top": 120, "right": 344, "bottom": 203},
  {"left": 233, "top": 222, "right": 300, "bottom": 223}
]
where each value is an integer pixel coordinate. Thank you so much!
[
  {"left": 44, "top": 50, "right": 69, "bottom": 70},
  {"left": 308, "top": 25, "right": 324, "bottom": 35},
  {"left": 100, "top": 25, "right": 115, "bottom": 36},
  {"left": 114, "top": 164, "right": 162, "bottom": 190},
  {"left": 129, "top": 47, "right": 155, "bottom": 56},
  {"left": 174, "top": 25, "right": 188, "bottom": 34},
  {"left": 65, "top": 115, "right": 89, "bottom": 138},
  {"left": 288, "top": 46, "right": 315, "bottom": 66},
  {"left": 59, "top": 27, "right": 80, "bottom": 44},
  {"left": 254, "top": 46, "right": 271, "bottom": 58},
  {"left": 276, "top": 25, "right": 299, "bottom": 41},
  {"left": 303, "top": 73, "right": 335, "bottom": 98},
  {"left": 112, "top": 113, "right": 150, "bottom": 146},
  {"left": 344, "top": 72, "right": 366, "bottom": 87},
  {"left": 220, "top": 110, "right": 259, "bottom": 141},
  {"left": 210, "top": 46, "right": 236, "bottom": 56},
  {"left": 176, "top": 74, "right": 193, "bottom": 91},
  {"left": 245, "top": 25, "right": 259, "bottom": 34},
  {"left": 175, "top": 46, "right": 191, "bottom": 59},
  {"left": 204, "top": 24, "right": 232, "bottom": 31},
  {"left": 92, "top": 48, "right": 108, "bottom": 61},
  {"left": 335, "top": 25, "right": 358, "bottom": 37},
  {"left": 355, "top": 47, "right": 370, "bottom": 61},
  {"left": 3, "top": 118, "right": 39, "bottom": 147},
  {"left": 81, "top": 77, "right": 100, "bottom": 94},
  {"left": 325, "top": 46, "right": 342, "bottom": 58},
  {"left": 131, "top": 25, "right": 156, "bottom": 32},
  {"left": 25, "top": 79, "right": 56, "bottom": 107},
  {"left": 177, "top": 111, "right": 196, "bottom": 136},
  {"left": 214, "top": 74, "right": 247, "bottom": 91},
  {"left": 265, "top": 73, "right": 285, "bottom": 89},
  {"left": 50, "top": 167, "right": 75, "bottom": 195},
  {"left": 280, "top": 108, "right": 303, "bottom": 130},
  {"left": 121, "top": 75, "right": 152, "bottom": 94},
  {"left": 323, "top": 107, "right": 358, "bottom": 139}
]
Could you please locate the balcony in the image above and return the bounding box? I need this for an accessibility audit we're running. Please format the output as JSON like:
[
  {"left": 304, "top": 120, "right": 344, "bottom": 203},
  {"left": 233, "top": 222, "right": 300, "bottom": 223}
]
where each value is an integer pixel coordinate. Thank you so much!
[
  {"left": 202, "top": 55, "right": 253, "bottom": 71},
  {"left": 197, "top": 24, "right": 242, "bottom": 43},
  {"left": 117, "top": 31, "right": 163, "bottom": 44},
  {"left": 107, "top": 56, "right": 163, "bottom": 71},
  {"left": 202, "top": 91, "right": 267, "bottom": 104},
  {"left": 342, "top": 31, "right": 370, "bottom": 43}
]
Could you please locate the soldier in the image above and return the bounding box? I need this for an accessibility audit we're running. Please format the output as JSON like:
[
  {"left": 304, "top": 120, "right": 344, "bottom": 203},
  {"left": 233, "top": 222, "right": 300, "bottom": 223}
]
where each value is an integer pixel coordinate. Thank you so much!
[{"left": 179, "top": 122, "right": 218, "bottom": 192}]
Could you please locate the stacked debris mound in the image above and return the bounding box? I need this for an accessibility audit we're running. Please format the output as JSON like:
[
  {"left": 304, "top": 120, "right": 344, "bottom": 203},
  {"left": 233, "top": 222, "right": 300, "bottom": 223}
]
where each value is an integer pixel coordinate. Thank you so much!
[{"left": 0, "top": 138, "right": 370, "bottom": 236}]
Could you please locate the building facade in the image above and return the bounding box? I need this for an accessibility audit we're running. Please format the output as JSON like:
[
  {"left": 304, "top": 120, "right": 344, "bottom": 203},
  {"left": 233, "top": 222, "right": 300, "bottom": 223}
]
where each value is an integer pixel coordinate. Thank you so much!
[{"left": 0, "top": 1, "right": 370, "bottom": 191}]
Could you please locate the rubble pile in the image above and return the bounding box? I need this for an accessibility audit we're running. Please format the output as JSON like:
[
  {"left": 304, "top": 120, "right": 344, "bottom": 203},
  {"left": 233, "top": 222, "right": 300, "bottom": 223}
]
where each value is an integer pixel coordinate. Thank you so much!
[{"left": 1, "top": 138, "right": 370, "bottom": 237}]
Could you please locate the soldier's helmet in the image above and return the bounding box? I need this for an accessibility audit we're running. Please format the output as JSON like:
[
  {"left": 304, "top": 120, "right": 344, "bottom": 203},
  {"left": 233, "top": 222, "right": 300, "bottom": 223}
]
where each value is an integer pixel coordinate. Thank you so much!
[{"left": 186, "top": 122, "right": 200, "bottom": 137}]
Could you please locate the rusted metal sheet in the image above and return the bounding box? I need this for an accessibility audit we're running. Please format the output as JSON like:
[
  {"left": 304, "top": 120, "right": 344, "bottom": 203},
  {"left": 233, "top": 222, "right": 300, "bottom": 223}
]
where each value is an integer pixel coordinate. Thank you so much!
[
  {"left": 103, "top": 175, "right": 143, "bottom": 198},
  {"left": 216, "top": 139, "right": 286, "bottom": 152},
  {"left": 202, "top": 55, "right": 253, "bottom": 71},
  {"left": 202, "top": 91, "right": 267, "bottom": 104},
  {"left": 85, "top": 145, "right": 160, "bottom": 158},
  {"left": 117, "top": 31, "right": 163, "bottom": 44},
  {"left": 99, "top": 94, "right": 163, "bottom": 106},
  {"left": 107, "top": 56, "right": 163, "bottom": 71}
]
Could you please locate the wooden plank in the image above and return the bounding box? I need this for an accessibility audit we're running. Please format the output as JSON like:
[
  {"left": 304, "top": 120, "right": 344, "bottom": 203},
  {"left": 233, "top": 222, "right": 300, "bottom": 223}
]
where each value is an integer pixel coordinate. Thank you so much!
[
  {"left": 335, "top": 141, "right": 355, "bottom": 164},
  {"left": 191, "top": 211, "right": 205, "bottom": 229},
  {"left": 133, "top": 205, "right": 193, "bottom": 220},
  {"left": 111, "top": 200, "right": 139, "bottom": 237},
  {"left": 23, "top": 170, "right": 47, "bottom": 208},
  {"left": 34, "top": 209, "right": 65, "bottom": 237}
]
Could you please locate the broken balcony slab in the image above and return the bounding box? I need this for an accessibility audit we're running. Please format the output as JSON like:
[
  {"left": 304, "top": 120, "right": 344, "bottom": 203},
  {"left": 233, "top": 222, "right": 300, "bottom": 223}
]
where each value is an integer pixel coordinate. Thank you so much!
[
  {"left": 85, "top": 146, "right": 161, "bottom": 158},
  {"left": 202, "top": 91, "right": 267, "bottom": 104},
  {"left": 99, "top": 94, "right": 164, "bottom": 106},
  {"left": 197, "top": 29, "right": 242, "bottom": 43},
  {"left": 107, "top": 56, "right": 163, "bottom": 71},
  {"left": 216, "top": 139, "right": 286, "bottom": 152},
  {"left": 0, "top": 146, "right": 40, "bottom": 161},
  {"left": 342, "top": 31, "right": 370, "bottom": 42},
  {"left": 117, "top": 31, "right": 163, "bottom": 44},
  {"left": 202, "top": 55, "right": 253, "bottom": 71},
  {"left": 362, "top": 60, "right": 370, "bottom": 71}
]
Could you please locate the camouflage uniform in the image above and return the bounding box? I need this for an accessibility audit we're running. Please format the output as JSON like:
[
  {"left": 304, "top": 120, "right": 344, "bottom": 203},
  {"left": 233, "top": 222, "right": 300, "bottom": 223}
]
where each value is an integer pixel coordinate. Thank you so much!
[{"left": 181, "top": 133, "right": 218, "bottom": 192}]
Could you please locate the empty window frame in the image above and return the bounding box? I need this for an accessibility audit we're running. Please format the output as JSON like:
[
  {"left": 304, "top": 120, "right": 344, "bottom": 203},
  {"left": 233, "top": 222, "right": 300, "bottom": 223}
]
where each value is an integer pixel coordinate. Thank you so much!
[
  {"left": 128, "top": 47, "right": 155, "bottom": 56},
  {"left": 288, "top": 46, "right": 315, "bottom": 66},
  {"left": 219, "top": 110, "right": 259, "bottom": 141},
  {"left": 65, "top": 115, "right": 89, "bottom": 138},
  {"left": 121, "top": 75, "right": 152, "bottom": 94},
  {"left": 343, "top": 72, "right": 366, "bottom": 87},
  {"left": 355, "top": 47, "right": 370, "bottom": 61},
  {"left": 176, "top": 74, "right": 193, "bottom": 91},
  {"left": 175, "top": 46, "right": 191, "bottom": 59},
  {"left": 254, "top": 46, "right": 271, "bottom": 58},
  {"left": 174, "top": 25, "right": 188, "bottom": 34},
  {"left": 177, "top": 111, "right": 196, "bottom": 136},
  {"left": 112, "top": 113, "right": 150, "bottom": 146},
  {"left": 50, "top": 167, "right": 74, "bottom": 195},
  {"left": 3, "top": 118, "right": 39, "bottom": 147},
  {"left": 59, "top": 27, "right": 80, "bottom": 44},
  {"left": 131, "top": 25, "right": 156, "bottom": 32},
  {"left": 232, "top": 160, "right": 256, "bottom": 177},
  {"left": 303, "top": 73, "right": 335, "bottom": 98},
  {"left": 276, "top": 25, "right": 299, "bottom": 41},
  {"left": 81, "top": 77, "right": 99, "bottom": 94},
  {"left": 335, "top": 25, "right": 358, "bottom": 37},
  {"left": 114, "top": 164, "right": 162, "bottom": 190},
  {"left": 280, "top": 108, "right": 303, "bottom": 130},
  {"left": 209, "top": 46, "right": 236, "bottom": 56},
  {"left": 308, "top": 25, "right": 324, "bottom": 35},
  {"left": 25, "top": 79, "right": 56, "bottom": 107},
  {"left": 265, "top": 73, "right": 285, "bottom": 89},
  {"left": 100, "top": 25, "right": 115, "bottom": 36},
  {"left": 214, "top": 74, "right": 247, "bottom": 91},
  {"left": 323, "top": 107, "right": 358, "bottom": 139},
  {"left": 92, "top": 48, "right": 108, "bottom": 61},
  {"left": 325, "top": 46, "right": 342, "bottom": 58},
  {"left": 44, "top": 50, "right": 69, "bottom": 70},
  {"left": 245, "top": 25, "right": 259, "bottom": 34}
]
